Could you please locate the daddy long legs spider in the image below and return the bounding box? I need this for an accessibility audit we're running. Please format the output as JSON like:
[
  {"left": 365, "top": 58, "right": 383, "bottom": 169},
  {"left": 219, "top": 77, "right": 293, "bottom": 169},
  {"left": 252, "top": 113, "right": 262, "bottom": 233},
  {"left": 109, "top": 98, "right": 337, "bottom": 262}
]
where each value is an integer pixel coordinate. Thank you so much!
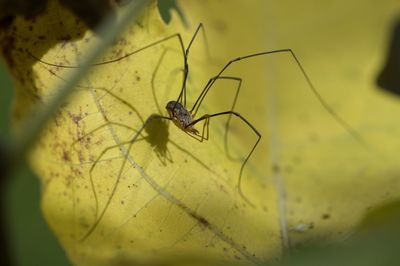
[{"left": 29, "top": 23, "right": 365, "bottom": 241}]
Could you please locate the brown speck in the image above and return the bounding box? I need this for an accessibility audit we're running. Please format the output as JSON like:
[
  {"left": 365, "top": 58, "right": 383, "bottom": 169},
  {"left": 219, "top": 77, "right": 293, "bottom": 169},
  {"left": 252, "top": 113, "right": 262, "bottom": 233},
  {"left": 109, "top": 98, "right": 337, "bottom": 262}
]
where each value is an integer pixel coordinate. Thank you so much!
[
  {"left": 68, "top": 111, "right": 82, "bottom": 125},
  {"left": 198, "top": 216, "right": 209, "bottom": 226},
  {"left": 189, "top": 212, "right": 210, "bottom": 227},
  {"left": 63, "top": 151, "right": 71, "bottom": 162},
  {"left": 78, "top": 151, "right": 84, "bottom": 163},
  {"left": 212, "top": 19, "right": 228, "bottom": 33},
  {"left": 322, "top": 214, "right": 330, "bottom": 220},
  {"left": 272, "top": 163, "right": 280, "bottom": 173},
  {"left": 58, "top": 35, "right": 72, "bottom": 41}
]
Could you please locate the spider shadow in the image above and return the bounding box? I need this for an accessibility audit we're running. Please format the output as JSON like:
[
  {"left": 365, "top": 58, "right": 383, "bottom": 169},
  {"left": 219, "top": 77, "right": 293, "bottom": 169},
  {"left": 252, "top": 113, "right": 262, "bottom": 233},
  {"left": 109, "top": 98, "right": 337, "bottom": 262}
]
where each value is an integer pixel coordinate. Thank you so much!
[{"left": 143, "top": 117, "right": 172, "bottom": 165}]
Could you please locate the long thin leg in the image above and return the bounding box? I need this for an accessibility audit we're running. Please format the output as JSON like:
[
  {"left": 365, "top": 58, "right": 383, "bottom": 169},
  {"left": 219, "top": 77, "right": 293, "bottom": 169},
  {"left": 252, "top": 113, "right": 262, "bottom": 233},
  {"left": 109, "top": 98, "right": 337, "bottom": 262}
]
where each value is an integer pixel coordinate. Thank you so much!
[
  {"left": 29, "top": 24, "right": 207, "bottom": 112},
  {"left": 190, "top": 76, "right": 242, "bottom": 160},
  {"left": 81, "top": 114, "right": 171, "bottom": 241},
  {"left": 86, "top": 138, "right": 141, "bottom": 240},
  {"left": 28, "top": 31, "right": 189, "bottom": 110},
  {"left": 70, "top": 121, "right": 139, "bottom": 152},
  {"left": 27, "top": 33, "right": 186, "bottom": 68},
  {"left": 191, "top": 76, "right": 241, "bottom": 117},
  {"left": 181, "top": 116, "right": 210, "bottom": 143},
  {"left": 187, "top": 111, "right": 261, "bottom": 206},
  {"left": 200, "top": 117, "right": 210, "bottom": 142},
  {"left": 33, "top": 62, "right": 147, "bottom": 124},
  {"left": 93, "top": 87, "right": 146, "bottom": 124},
  {"left": 175, "top": 23, "right": 206, "bottom": 107},
  {"left": 191, "top": 49, "right": 366, "bottom": 146}
]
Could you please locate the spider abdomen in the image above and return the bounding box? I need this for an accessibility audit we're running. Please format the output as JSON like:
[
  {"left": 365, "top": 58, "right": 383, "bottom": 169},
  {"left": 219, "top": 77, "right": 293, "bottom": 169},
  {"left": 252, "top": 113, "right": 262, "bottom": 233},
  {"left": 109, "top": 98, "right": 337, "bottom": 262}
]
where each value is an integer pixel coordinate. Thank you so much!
[{"left": 165, "top": 101, "right": 199, "bottom": 134}]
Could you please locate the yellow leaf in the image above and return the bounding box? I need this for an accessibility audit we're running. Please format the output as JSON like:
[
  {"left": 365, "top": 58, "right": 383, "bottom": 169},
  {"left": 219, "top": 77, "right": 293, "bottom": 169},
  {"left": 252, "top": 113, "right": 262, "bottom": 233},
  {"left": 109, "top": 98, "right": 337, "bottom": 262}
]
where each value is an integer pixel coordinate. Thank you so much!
[{"left": 2, "top": 0, "right": 400, "bottom": 265}]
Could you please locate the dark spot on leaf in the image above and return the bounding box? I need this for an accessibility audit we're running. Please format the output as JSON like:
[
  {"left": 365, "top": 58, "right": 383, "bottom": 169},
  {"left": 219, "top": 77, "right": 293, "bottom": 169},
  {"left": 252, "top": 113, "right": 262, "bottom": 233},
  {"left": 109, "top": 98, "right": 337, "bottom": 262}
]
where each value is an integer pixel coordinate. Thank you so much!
[
  {"left": 67, "top": 111, "right": 82, "bottom": 125},
  {"left": 322, "top": 214, "right": 330, "bottom": 220},
  {"left": 212, "top": 19, "right": 228, "bottom": 33},
  {"left": 272, "top": 163, "right": 280, "bottom": 173},
  {"left": 189, "top": 212, "right": 209, "bottom": 227},
  {"left": 63, "top": 150, "right": 71, "bottom": 162},
  {"left": 57, "top": 35, "right": 72, "bottom": 42}
]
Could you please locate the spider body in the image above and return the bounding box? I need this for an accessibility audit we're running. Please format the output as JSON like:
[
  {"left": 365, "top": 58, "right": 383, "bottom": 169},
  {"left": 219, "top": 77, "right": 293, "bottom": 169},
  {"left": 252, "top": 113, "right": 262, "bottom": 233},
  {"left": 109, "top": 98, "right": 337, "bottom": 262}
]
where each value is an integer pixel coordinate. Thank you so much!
[{"left": 166, "top": 100, "right": 199, "bottom": 134}]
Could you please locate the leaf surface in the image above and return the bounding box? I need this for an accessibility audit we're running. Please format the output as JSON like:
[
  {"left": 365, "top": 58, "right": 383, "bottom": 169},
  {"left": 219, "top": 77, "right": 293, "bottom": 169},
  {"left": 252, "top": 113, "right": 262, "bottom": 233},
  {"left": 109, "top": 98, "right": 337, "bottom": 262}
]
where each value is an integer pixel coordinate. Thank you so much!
[{"left": 2, "top": 0, "right": 400, "bottom": 265}]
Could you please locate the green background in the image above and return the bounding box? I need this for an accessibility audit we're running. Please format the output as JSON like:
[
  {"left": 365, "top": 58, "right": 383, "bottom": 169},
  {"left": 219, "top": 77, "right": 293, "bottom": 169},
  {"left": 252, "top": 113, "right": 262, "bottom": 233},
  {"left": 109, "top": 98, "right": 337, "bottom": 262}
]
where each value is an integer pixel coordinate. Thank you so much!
[{"left": 0, "top": 64, "right": 70, "bottom": 265}]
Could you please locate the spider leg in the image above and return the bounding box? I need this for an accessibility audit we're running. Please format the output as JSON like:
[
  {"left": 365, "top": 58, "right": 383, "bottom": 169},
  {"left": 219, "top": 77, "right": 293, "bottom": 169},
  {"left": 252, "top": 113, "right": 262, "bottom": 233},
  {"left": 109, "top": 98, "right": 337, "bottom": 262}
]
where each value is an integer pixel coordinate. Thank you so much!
[
  {"left": 70, "top": 121, "right": 140, "bottom": 153},
  {"left": 85, "top": 138, "right": 141, "bottom": 242},
  {"left": 193, "top": 49, "right": 366, "bottom": 146},
  {"left": 27, "top": 32, "right": 186, "bottom": 69},
  {"left": 188, "top": 111, "right": 261, "bottom": 207},
  {"left": 174, "top": 23, "right": 209, "bottom": 108},
  {"left": 190, "top": 76, "right": 243, "bottom": 161},
  {"left": 93, "top": 87, "right": 145, "bottom": 124},
  {"left": 180, "top": 115, "right": 210, "bottom": 143},
  {"left": 198, "top": 116, "right": 211, "bottom": 142}
]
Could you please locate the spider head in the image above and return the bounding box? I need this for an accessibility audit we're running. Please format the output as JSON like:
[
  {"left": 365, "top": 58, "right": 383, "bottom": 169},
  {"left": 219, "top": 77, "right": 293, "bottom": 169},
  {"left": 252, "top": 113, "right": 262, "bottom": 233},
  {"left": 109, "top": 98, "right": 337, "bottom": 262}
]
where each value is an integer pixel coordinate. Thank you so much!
[
  {"left": 166, "top": 101, "right": 182, "bottom": 117},
  {"left": 165, "top": 100, "right": 195, "bottom": 131}
]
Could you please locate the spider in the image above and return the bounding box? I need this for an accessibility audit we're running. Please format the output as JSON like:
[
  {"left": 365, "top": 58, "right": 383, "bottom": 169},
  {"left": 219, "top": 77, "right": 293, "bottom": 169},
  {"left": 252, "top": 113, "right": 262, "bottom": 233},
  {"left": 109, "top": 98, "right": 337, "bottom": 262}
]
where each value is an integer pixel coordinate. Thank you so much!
[{"left": 29, "top": 23, "right": 364, "bottom": 241}]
